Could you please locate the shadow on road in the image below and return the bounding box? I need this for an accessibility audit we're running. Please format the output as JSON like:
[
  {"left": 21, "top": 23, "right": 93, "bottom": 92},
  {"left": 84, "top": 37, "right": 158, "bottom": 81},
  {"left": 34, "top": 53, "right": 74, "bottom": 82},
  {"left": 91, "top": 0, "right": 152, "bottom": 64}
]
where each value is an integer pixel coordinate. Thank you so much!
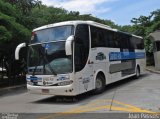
[
  {"left": 33, "top": 74, "right": 150, "bottom": 105},
  {"left": 0, "top": 86, "right": 27, "bottom": 97}
]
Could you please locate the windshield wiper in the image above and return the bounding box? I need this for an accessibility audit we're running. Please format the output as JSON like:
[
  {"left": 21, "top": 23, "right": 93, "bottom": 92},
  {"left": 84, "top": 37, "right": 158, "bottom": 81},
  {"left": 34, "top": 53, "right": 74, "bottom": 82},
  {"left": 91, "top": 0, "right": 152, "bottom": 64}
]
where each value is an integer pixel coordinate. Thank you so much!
[
  {"left": 32, "top": 50, "right": 41, "bottom": 76},
  {"left": 39, "top": 47, "right": 57, "bottom": 75},
  {"left": 32, "top": 65, "right": 38, "bottom": 76}
]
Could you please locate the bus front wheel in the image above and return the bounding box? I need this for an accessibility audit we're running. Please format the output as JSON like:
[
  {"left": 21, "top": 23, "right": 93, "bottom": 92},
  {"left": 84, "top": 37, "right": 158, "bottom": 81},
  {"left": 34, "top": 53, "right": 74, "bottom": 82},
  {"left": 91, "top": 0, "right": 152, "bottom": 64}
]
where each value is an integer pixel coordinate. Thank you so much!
[{"left": 94, "top": 74, "right": 105, "bottom": 94}]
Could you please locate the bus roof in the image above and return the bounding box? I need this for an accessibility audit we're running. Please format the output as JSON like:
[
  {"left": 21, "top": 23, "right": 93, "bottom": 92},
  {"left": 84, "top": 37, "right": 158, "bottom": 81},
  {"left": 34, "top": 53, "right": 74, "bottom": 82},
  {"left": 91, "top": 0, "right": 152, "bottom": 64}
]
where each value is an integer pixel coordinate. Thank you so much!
[{"left": 33, "top": 20, "right": 142, "bottom": 39}]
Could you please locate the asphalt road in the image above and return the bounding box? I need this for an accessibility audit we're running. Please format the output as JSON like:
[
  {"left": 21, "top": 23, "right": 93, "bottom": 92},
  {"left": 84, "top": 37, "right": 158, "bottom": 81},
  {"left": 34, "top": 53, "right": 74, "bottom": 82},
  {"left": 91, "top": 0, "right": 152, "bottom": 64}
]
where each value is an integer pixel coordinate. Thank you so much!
[{"left": 0, "top": 71, "right": 160, "bottom": 119}]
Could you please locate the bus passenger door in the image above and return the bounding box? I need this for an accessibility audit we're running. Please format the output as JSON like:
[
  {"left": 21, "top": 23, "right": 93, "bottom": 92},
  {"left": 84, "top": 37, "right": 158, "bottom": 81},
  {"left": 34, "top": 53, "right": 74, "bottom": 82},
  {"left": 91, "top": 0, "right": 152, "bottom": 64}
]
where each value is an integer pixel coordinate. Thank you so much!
[{"left": 74, "top": 24, "right": 94, "bottom": 94}]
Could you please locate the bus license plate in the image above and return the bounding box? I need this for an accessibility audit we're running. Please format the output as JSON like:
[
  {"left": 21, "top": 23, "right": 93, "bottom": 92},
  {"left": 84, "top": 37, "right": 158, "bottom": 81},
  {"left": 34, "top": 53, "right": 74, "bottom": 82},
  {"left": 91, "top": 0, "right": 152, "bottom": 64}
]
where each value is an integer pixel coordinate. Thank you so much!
[{"left": 42, "top": 89, "right": 49, "bottom": 93}]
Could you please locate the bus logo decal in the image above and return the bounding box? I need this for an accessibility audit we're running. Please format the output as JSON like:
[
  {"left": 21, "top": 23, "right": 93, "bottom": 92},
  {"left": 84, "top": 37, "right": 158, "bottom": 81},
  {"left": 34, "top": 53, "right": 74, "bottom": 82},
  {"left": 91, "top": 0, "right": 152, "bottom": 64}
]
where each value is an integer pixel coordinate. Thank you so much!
[
  {"left": 83, "top": 77, "right": 90, "bottom": 90},
  {"left": 96, "top": 52, "right": 106, "bottom": 61}
]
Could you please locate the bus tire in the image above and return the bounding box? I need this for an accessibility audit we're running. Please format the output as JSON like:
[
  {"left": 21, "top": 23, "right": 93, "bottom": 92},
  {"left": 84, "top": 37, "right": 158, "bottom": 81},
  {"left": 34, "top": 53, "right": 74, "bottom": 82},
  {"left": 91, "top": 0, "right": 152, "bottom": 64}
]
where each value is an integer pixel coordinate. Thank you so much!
[
  {"left": 94, "top": 74, "right": 105, "bottom": 94},
  {"left": 135, "top": 66, "right": 140, "bottom": 79}
]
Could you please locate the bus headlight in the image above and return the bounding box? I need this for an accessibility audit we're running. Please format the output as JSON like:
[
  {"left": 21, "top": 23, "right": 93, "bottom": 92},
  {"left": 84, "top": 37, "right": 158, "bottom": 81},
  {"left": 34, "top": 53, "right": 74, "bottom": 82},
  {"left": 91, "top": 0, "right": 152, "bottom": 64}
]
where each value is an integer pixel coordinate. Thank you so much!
[{"left": 57, "top": 80, "right": 73, "bottom": 86}]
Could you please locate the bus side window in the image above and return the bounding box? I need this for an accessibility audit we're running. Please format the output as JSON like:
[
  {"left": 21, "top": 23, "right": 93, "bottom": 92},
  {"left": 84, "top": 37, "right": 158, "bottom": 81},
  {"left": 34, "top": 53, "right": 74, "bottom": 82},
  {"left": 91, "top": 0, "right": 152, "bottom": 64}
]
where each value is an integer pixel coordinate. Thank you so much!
[
  {"left": 114, "top": 33, "right": 120, "bottom": 48},
  {"left": 91, "top": 26, "right": 105, "bottom": 48},
  {"left": 105, "top": 30, "right": 115, "bottom": 48},
  {"left": 129, "top": 37, "right": 135, "bottom": 49},
  {"left": 132, "top": 37, "right": 144, "bottom": 49},
  {"left": 120, "top": 33, "right": 129, "bottom": 49},
  {"left": 75, "top": 24, "right": 89, "bottom": 72}
]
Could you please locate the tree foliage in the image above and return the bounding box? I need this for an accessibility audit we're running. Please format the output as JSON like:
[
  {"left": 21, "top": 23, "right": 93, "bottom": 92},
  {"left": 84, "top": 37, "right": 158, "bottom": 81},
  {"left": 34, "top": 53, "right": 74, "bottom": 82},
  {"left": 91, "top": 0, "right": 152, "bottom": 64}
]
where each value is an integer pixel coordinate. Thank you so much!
[{"left": 0, "top": 26, "right": 12, "bottom": 42}]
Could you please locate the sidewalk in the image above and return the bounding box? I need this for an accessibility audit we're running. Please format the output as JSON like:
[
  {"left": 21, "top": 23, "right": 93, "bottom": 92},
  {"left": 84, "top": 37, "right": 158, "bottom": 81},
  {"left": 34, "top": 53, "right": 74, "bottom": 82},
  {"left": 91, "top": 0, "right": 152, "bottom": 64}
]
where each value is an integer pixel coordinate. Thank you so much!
[
  {"left": 0, "top": 84, "right": 26, "bottom": 94},
  {"left": 146, "top": 66, "right": 160, "bottom": 74},
  {"left": 0, "top": 75, "right": 26, "bottom": 94}
]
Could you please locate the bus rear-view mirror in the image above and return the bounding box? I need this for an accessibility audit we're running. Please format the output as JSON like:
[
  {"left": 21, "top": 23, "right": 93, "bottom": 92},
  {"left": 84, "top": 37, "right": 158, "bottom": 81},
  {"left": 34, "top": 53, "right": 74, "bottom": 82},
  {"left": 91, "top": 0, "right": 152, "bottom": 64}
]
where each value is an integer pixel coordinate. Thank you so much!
[
  {"left": 65, "top": 35, "right": 74, "bottom": 56},
  {"left": 15, "top": 43, "right": 26, "bottom": 60}
]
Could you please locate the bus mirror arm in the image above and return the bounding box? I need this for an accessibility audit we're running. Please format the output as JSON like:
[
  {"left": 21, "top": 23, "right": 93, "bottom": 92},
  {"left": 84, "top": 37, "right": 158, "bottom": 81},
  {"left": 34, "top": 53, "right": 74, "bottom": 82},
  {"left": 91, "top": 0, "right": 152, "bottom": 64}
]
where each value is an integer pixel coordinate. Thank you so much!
[
  {"left": 65, "top": 35, "right": 74, "bottom": 56},
  {"left": 15, "top": 43, "right": 26, "bottom": 60}
]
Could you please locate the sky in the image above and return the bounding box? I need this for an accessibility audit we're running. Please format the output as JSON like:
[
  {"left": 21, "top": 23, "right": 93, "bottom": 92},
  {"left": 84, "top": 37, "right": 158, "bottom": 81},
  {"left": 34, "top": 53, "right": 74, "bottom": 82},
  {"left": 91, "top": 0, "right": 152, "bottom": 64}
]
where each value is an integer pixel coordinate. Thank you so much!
[{"left": 41, "top": 0, "right": 160, "bottom": 25}]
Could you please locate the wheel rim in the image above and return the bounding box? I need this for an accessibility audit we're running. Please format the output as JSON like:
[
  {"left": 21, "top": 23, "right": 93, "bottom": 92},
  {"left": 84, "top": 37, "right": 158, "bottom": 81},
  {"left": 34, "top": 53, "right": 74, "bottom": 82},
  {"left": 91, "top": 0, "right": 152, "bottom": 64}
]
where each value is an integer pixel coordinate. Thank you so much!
[{"left": 96, "top": 78, "right": 103, "bottom": 89}]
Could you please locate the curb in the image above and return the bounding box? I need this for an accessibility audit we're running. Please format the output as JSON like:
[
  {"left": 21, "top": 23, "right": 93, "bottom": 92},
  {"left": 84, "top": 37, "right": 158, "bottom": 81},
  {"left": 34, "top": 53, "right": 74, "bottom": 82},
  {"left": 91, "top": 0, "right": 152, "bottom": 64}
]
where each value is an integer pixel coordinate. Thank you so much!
[
  {"left": 146, "top": 68, "right": 160, "bottom": 74},
  {"left": 0, "top": 84, "right": 26, "bottom": 94}
]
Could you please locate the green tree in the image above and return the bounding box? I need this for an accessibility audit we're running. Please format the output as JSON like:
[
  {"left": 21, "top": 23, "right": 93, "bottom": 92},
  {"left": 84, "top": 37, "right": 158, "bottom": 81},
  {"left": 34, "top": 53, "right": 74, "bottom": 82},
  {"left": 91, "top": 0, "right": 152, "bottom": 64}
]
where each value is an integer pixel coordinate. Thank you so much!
[
  {"left": 0, "top": 26, "right": 12, "bottom": 42},
  {"left": 4, "top": 0, "right": 42, "bottom": 14}
]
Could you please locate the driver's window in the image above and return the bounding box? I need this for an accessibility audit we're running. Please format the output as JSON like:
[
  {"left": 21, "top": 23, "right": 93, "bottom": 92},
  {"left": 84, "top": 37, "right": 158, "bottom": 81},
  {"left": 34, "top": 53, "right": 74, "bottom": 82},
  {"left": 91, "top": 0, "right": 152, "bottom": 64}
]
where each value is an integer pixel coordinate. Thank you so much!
[{"left": 74, "top": 24, "right": 89, "bottom": 72}]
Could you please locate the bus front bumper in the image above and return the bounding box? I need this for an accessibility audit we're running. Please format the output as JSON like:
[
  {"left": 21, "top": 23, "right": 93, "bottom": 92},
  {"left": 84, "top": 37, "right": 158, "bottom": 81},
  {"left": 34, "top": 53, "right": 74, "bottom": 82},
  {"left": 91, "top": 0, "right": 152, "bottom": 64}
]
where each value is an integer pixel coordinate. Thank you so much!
[{"left": 27, "top": 84, "right": 77, "bottom": 96}]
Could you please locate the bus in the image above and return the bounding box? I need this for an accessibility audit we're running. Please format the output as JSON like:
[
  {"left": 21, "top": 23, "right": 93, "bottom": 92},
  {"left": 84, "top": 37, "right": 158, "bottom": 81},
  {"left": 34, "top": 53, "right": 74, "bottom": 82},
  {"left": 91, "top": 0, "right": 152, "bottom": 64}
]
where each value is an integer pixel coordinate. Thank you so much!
[{"left": 15, "top": 21, "right": 146, "bottom": 96}]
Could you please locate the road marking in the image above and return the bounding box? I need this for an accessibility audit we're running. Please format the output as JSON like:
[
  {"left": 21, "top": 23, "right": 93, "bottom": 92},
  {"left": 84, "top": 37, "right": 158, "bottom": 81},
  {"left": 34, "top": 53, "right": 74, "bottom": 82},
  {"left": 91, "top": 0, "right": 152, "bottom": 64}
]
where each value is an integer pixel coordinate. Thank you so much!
[
  {"left": 64, "top": 99, "right": 111, "bottom": 112},
  {"left": 39, "top": 100, "right": 111, "bottom": 119},
  {"left": 39, "top": 99, "right": 159, "bottom": 119},
  {"left": 110, "top": 100, "right": 154, "bottom": 113}
]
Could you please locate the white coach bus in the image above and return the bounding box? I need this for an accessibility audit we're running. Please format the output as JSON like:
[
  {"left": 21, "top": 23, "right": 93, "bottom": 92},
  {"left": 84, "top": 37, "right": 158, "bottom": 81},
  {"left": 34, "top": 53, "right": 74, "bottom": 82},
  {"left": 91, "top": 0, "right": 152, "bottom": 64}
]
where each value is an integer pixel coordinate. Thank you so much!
[{"left": 15, "top": 21, "right": 146, "bottom": 96}]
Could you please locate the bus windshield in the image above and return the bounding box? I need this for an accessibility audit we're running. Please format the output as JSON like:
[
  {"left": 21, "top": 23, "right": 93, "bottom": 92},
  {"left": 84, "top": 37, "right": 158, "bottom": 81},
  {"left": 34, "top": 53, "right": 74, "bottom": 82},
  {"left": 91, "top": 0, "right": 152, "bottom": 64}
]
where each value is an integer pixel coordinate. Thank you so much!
[
  {"left": 28, "top": 25, "right": 74, "bottom": 75},
  {"left": 28, "top": 42, "right": 72, "bottom": 75},
  {"left": 31, "top": 25, "right": 74, "bottom": 44}
]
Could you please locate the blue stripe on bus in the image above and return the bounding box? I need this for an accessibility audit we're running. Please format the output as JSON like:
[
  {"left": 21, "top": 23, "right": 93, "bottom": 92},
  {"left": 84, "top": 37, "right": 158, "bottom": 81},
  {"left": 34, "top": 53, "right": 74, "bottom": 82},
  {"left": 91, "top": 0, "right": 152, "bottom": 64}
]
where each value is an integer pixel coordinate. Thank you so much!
[
  {"left": 26, "top": 76, "right": 42, "bottom": 81},
  {"left": 109, "top": 52, "right": 145, "bottom": 61}
]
